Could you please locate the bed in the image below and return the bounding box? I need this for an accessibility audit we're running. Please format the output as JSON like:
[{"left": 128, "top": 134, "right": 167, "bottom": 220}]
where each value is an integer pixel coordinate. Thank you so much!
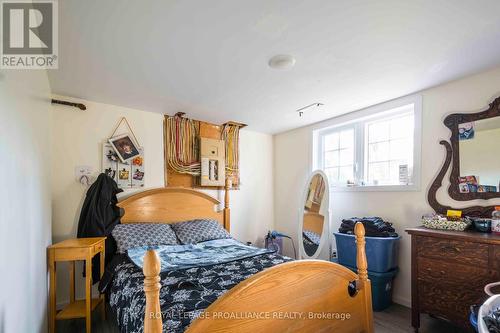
[{"left": 106, "top": 186, "right": 373, "bottom": 333}]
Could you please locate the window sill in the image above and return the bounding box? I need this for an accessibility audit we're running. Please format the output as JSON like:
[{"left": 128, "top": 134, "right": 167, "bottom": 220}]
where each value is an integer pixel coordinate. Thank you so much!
[{"left": 330, "top": 184, "right": 420, "bottom": 192}]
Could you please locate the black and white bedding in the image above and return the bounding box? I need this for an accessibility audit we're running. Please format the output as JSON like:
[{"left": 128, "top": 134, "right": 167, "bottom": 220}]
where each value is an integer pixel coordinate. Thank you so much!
[
  {"left": 302, "top": 230, "right": 321, "bottom": 245},
  {"left": 104, "top": 249, "right": 292, "bottom": 333},
  {"left": 302, "top": 230, "right": 321, "bottom": 256}
]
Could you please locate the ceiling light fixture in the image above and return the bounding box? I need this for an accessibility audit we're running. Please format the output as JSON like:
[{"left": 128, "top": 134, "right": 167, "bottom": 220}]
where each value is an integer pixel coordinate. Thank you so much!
[{"left": 268, "top": 54, "right": 296, "bottom": 70}]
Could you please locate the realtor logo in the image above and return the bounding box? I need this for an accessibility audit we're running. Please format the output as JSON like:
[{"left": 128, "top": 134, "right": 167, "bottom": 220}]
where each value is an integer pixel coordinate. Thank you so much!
[{"left": 1, "top": 0, "right": 58, "bottom": 69}]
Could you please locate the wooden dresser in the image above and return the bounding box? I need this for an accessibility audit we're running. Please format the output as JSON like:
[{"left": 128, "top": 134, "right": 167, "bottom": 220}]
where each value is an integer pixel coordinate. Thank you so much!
[{"left": 406, "top": 227, "right": 500, "bottom": 331}]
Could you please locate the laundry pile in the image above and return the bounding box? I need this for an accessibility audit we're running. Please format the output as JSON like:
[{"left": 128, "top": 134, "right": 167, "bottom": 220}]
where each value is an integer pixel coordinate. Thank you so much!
[
  {"left": 338, "top": 217, "right": 398, "bottom": 237},
  {"left": 484, "top": 308, "right": 500, "bottom": 333}
]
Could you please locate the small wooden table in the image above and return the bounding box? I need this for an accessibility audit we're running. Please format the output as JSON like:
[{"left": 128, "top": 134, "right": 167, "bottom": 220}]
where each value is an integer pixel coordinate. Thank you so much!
[{"left": 48, "top": 237, "right": 106, "bottom": 333}]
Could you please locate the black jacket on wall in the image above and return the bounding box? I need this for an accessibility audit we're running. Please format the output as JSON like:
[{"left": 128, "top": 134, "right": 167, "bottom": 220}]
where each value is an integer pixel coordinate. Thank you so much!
[{"left": 77, "top": 173, "right": 123, "bottom": 283}]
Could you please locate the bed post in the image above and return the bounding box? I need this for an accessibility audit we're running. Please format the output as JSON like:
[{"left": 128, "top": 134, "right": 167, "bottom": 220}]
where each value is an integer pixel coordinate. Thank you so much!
[
  {"left": 354, "top": 222, "right": 374, "bottom": 332},
  {"left": 355, "top": 223, "right": 368, "bottom": 281},
  {"left": 223, "top": 177, "right": 231, "bottom": 232},
  {"left": 143, "top": 250, "right": 162, "bottom": 333}
]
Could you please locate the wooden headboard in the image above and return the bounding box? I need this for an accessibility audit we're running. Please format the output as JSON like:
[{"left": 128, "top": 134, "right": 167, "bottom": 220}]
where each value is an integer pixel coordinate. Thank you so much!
[{"left": 117, "top": 186, "right": 230, "bottom": 231}]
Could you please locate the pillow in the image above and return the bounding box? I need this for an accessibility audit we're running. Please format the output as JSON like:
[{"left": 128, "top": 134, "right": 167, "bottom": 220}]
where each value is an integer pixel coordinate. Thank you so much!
[
  {"left": 112, "top": 223, "right": 179, "bottom": 253},
  {"left": 171, "top": 219, "right": 231, "bottom": 244}
]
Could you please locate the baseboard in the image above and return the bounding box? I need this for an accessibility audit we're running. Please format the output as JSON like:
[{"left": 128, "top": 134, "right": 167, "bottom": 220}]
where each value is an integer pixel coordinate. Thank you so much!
[{"left": 392, "top": 294, "right": 411, "bottom": 308}]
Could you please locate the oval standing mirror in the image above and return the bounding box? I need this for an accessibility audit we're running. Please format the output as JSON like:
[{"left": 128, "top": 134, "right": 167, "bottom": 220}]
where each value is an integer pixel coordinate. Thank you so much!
[{"left": 299, "top": 170, "right": 330, "bottom": 259}]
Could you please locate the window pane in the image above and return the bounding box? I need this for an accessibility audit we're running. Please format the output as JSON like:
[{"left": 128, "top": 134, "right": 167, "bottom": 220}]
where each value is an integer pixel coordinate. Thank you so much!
[
  {"left": 324, "top": 167, "right": 339, "bottom": 182},
  {"left": 339, "top": 129, "right": 354, "bottom": 149},
  {"left": 324, "top": 133, "right": 339, "bottom": 151},
  {"left": 324, "top": 150, "right": 339, "bottom": 167},
  {"left": 368, "top": 161, "right": 390, "bottom": 183},
  {"left": 368, "top": 121, "right": 389, "bottom": 143},
  {"left": 390, "top": 139, "right": 409, "bottom": 161},
  {"left": 339, "top": 148, "right": 354, "bottom": 166},
  {"left": 365, "top": 111, "right": 415, "bottom": 185},
  {"left": 368, "top": 141, "right": 389, "bottom": 163},
  {"left": 390, "top": 115, "right": 413, "bottom": 139},
  {"left": 339, "top": 166, "right": 353, "bottom": 182}
]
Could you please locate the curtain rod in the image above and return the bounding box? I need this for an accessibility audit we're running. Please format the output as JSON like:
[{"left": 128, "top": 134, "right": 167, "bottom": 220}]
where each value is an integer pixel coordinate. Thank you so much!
[
  {"left": 172, "top": 112, "right": 247, "bottom": 128},
  {"left": 51, "top": 99, "right": 87, "bottom": 110}
]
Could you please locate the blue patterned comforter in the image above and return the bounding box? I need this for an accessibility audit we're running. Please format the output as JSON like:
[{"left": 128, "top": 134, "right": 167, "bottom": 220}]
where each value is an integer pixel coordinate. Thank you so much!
[
  {"left": 127, "top": 238, "right": 274, "bottom": 272},
  {"left": 106, "top": 242, "right": 292, "bottom": 333}
]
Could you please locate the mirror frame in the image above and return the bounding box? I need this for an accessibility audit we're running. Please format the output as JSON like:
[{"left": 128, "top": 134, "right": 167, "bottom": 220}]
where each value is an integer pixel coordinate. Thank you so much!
[
  {"left": 298, "top": 170, "right": 330, "bottom": 259},
  {"left": 428, "top": 96, "right": 500, "bottom": 216}
]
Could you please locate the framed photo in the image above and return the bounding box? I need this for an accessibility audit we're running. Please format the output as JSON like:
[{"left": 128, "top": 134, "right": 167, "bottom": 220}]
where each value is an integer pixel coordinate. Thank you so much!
[
  {"left": 459, "top": 183, "right": 470, "bottom": 193},
  {"left": 458, "top": 122, "right": 475, "bottom": 141},
  {"left": 459, "top": 175, "right": 478, "bottom": 185},
  {"left": 109, "top": 133, "right": 140, "bottom": 163}
]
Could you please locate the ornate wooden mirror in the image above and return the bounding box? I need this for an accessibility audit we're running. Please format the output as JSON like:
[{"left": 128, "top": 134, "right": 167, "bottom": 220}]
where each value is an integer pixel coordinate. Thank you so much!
[{"left": 428, "top": 96, "right": 500, "bottom": 216}]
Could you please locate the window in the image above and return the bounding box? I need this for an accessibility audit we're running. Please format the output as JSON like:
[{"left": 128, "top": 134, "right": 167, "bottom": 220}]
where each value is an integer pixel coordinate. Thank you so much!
[
  {"left": 365, "top": 112, "right": 414, "bottom": 186},
  {"left": 314, "top": 95, "right": 421, "bottom": 191},
  {"left": 322, "top": 127, "right": 355, "bottom": 186}
]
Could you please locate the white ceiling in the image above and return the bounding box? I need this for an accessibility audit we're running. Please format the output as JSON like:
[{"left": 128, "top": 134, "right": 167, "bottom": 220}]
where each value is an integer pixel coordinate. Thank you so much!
[{"left": 49, "top": 0, "right": 500, "bottom": 134}]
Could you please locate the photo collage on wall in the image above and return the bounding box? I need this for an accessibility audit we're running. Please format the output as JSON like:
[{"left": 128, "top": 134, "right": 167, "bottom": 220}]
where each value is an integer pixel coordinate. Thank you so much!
[
  {"left": 102, "top": 142, "right": 145, "bottom": 189},
  {"left": 459, "top": 175, "right": 498, "bottom": 193}
]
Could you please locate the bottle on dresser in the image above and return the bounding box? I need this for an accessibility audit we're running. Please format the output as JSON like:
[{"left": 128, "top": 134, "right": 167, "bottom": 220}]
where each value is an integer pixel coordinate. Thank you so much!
[{"left": 492, "top": 206, "right": 500, "bottom": 234}]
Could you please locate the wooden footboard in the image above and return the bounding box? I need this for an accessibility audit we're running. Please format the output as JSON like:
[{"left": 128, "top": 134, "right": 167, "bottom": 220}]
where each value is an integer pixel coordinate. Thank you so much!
[{"left": 143, "top": 222, "right": 373, "bottom": 333}]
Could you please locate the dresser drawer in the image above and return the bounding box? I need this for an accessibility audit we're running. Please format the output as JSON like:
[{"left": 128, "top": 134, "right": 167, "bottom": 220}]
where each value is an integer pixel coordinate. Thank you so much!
[
  {"left": 416, "top": 236, "right": 489, "bottom": 267},
  {"left": 418, "top": 280, "right": 484, "bottom": 326},
  {"left": 417, "top": 257, "right": 494, "bottom": 285}
]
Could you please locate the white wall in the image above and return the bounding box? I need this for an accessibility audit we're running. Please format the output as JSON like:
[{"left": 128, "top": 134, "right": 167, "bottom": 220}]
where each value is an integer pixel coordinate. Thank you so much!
[
  {"left": 274, "top": 65, "right": 500, "bottom": 307},
  {"left": 229, "top": 130, "right": 274, "bottom": 246},
  {"left": 51, "top": 96, "right": 165, "bottom": 242},
  {"left": 0, "top": 69, "right": 52, "bottom": 333},
  {"left": 51, "top": 97, "right": 274, "bottom": 304}
]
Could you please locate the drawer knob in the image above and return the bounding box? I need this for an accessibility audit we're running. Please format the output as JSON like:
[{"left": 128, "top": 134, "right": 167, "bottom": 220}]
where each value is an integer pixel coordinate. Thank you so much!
[
  {"left": 425, "top": 267, "right": 445, "bottom": 275},
  {"left": 442, "top": 246, "right": 461, "bottom": 253}
]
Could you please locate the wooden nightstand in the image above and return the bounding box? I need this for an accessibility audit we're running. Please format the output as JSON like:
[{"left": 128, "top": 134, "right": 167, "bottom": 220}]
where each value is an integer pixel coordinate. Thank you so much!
[{"left": 48, "top": 237, "right": 106, "bottom": 333}]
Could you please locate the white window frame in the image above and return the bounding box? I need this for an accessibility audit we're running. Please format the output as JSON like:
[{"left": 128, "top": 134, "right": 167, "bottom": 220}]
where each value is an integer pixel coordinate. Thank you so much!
[
  {"left": 317, "top": 124, "right": 357, "bottom": 186},
  {"left": 312, "top": 95, "right": 422, "bottom": 192}
]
